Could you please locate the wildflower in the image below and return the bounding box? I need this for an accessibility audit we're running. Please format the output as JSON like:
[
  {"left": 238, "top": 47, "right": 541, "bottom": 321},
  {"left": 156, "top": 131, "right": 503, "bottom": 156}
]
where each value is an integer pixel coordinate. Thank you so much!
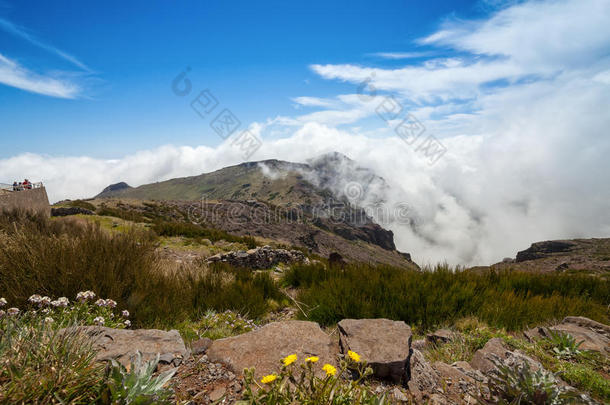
[
  {"left": 28, "top": 294, "right": 42, "bottom": 304},
  {"left": 7, "top": 307, "right": 20, "bottom": 316},
  {"left": 322, "top": 364, "right": 337, "bottom": 376},
  {"left": 305, "top": 356, "right": 319, "bottom": 363},
  {"left": 40, "top": 296, "right": 52, "bottom": 306},
  {"left": 0, "top": 297, "right": 6, "bottom": 307},
  {"left": 348, "top": 350, "right": 361, "bottom": 363},
  {"left": 0, "top": 310, "right": 5, "bottom": 317},
  {"left": 44, "top": 317, "right": 54, "bottom": 324},
  {"left": 42, "top": 308, "right": 51, "bottom": 314},
  {"left": 93, "top": 316, "right": 105, "bottom": 326},
  {"left": 76, "top": 290, "right": 96, "bottom": 302},
  {"left": 260, "top": 374, "right": 277, "bottom": 384},
  {"left": 95, "top": 299, "right": 106, "bottom": 307},
  {"left": 51, "top": 297, "right": 69, "bottom": 307},
  {"left": 121, "top": 310, "right": 130, "bottom": 318},
  {"left": 105, "top": 299, "right": 117, "bottom": 308},
  {"left": 124, "top": 320, "right": 131, "bottom": 328},
  {"left": 283, "top": 354, "right": 297, "bottom": 366}
]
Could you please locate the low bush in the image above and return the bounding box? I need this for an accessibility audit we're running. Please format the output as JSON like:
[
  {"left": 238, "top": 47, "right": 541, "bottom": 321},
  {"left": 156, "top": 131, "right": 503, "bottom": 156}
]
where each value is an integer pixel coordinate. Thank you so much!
[
  {"left": 97, "top": 206, "right": 150, "bottom": 223},
  {"left": 152, "top": 220, "right": 257, "bottom": 248},
  {"left": 285, "top": 263, "right": 609, "bottom": 331},
  {"left": 68, "top": 199, "right": 96, "bottom": 211}
]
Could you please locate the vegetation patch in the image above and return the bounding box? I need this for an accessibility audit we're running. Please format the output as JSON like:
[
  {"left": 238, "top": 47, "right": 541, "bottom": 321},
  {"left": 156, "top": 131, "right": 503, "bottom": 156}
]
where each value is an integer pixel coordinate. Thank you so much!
[{"left": 284, "top": 263, "right": 609, "bottom": 331}]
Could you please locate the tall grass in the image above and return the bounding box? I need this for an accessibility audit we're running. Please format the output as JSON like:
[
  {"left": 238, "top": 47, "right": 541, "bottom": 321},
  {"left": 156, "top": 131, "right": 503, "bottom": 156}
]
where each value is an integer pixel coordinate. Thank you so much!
[
  {"left": 285, "top": 263, "right": 609, "bottom": 331},
  {"left": 0, "top": 210, "right": 280, "bottom": 328},
  {"left": 0, "top": 317, "right": 104, "bottom": 404}
]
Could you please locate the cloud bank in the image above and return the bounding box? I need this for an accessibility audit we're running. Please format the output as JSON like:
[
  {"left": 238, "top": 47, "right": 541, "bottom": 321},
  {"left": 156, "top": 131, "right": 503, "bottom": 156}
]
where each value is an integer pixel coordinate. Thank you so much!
[{"left": 2, "top": 0, "right": 610, "bottom": 266}]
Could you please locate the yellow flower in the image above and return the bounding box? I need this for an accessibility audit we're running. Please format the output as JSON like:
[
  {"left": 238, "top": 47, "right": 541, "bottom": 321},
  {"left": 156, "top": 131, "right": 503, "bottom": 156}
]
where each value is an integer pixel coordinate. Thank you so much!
[
  {"left": 261, "top": 374, "right": 277, "bottom": 384},
  {"left": 282, "top": 354, "right": 297, "bottom": 366},
  {"left": 348, "top": 350, "right": 361, "bottom": 362},
  {"left": 322, "top": 364, "right": 337, "bottom": 376},
  {"left": 305, "top": 356, "right": 319, "bottom": 363}
]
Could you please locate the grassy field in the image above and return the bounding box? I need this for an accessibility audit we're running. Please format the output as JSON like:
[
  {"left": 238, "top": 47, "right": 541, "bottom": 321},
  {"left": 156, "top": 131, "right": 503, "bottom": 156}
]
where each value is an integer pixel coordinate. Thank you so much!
[{"left": 284, "top": 262, "right": 609, "bottom": 331}]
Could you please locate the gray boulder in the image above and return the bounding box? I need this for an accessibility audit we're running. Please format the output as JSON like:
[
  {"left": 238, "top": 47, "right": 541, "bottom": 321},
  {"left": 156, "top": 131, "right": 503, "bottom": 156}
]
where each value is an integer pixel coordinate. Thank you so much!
[
  {"left": 207, "top": 320, "right": 336, "bottom": 379},
  {"left": 338, "top": 318, "right": 412, "bottom": 382},
  {"left": 63, "top": 326, "right": 188, "bottom": 367}
]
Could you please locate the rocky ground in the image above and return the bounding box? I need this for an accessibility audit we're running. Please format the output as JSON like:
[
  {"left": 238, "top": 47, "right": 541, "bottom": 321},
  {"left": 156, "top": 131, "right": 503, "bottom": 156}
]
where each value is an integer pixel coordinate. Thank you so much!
[
  {"left": 71, "top": 316, "right": 610, "bottom": 404},
  {"left": 487, "top": 238, "right": 610, "bottom": 275}
]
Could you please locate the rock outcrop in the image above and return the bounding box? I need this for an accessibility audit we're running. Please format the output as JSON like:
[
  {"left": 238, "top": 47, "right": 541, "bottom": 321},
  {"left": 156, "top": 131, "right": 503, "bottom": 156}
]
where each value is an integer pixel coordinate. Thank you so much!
[
  {"left": 516, "top": 240, "right": 577, "bottom": 262},
  {"left": 338, "top": 318, "right": 412, "bottom": 382},
  {"left": 525, "top": 316, "right": 610, "bottom": 354},
  {"left": 207, "top": 245, "right": 306, "bottom": 269},
  {"left": 62, "top": 326, "right": 188, "bottom": 367},
  {"left": 206, "top": 320, "right": 337, "bottom": 379}
]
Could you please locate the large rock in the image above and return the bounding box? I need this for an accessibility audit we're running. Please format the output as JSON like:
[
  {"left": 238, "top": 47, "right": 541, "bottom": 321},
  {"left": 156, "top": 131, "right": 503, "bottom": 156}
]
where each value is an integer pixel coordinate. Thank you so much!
[
  {"left": 338, "top": 318, "right": 412, "bottom": 382},
  {"left": 525, "top": 316, "right": 610, "bottom": 354},
  {"left": 207, "top": 321, "right": 336, "bottom": 379},
  {"left": 63, "top": 326, "right": 188, "bottom": 367},
  {"left": 407, "top": 349, "right": 441, "bottom": 402},
  {"left": 516, "top": 240, "right": 576, "bottom": 262},
  {"left": 553, "top": 317, "right": 610, "bottom": 354},
  {"left": 470, "top": 338, "right": 542, "bottom": 374}
]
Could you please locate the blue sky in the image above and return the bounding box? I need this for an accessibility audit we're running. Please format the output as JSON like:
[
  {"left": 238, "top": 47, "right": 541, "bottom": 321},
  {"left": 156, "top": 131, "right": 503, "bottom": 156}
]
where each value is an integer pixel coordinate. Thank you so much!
[
  {"left": 0, "top": 0, "right": 488, "bottom": 158},
  {"left": 1, "top": 0, "right": 609, "bottom": 265}
]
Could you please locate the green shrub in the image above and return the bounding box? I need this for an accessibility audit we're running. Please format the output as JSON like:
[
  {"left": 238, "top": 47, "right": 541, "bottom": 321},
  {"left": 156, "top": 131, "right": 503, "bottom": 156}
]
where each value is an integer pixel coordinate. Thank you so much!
[
  {"left": 286, "top": 263, "right": 609, "bottom": 331},
  {"left": 68, "top": 199, "right": 96, "bottom": 211},
  {"left": 546, "top": 330, "right": 583, "bottom": 359},
  {"left": 152, "top": 220, "right": 257, "bottom": 248},
  {"left": 97, "top": 207, "right": 149, "bottom": 222}
]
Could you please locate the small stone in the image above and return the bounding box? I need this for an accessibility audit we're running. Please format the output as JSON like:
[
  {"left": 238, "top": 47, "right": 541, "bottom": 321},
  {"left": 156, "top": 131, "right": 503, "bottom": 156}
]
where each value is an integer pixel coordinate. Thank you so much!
[
  {"left": 392, "top": 387, "right": 408, "bottom": 402},
  {"left": 209, "top": 386, "right": 226, "bottom": 402}
]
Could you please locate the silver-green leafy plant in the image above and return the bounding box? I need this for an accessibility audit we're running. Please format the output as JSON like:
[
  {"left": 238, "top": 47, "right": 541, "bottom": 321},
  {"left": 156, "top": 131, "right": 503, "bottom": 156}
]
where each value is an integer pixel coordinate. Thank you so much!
[
  {"left": 546, "top": 330, "right": 583, "bottom": 360},
  {"left": 103, "top": 351, "right": 176, "bottom": 404},
  {"left": 483, "top": 360, "right": 582, "bottom": 404}
]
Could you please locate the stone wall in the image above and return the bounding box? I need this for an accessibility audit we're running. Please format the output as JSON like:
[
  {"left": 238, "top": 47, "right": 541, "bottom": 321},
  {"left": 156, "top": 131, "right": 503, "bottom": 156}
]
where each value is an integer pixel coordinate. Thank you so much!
[{"left": 0, "top": 187, "right": 51, "bottom": 216}]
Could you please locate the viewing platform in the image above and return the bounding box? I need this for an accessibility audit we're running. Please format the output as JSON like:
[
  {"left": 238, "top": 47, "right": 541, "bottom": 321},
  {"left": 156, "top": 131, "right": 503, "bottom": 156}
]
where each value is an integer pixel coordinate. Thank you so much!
[{"left": 0, "top": 182, "right": 50, "bottom": 216}]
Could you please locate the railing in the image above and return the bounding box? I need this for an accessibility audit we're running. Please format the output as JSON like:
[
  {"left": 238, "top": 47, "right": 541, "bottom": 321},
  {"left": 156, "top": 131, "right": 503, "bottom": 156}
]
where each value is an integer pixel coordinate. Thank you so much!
[{"left": 0, "top": 182, "right": 44, "bottom": 192}]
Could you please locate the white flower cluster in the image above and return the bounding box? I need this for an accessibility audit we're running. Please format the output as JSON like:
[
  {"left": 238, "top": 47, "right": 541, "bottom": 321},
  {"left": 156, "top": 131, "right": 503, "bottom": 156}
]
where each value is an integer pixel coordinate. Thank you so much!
[
  {"left": 52, "top": 297, "right": 69, "bottom": 307},
  {"left": 76, "top": 290, "right": 96, "bottom": 302},
  {"left": 0, "top": 297, "right": 7, "bottom": 307},
  {"left": 93, "top": 316, "right": 105, "bottom": 326},
  {"left": 28, "top": 294, "right": 51, "bottom": 306},
  {"left": 7, "top": 307, "right": 20, "bottom": 316},
  {"left": 94, "top": 298, "right": 117, "bottom": 308}
]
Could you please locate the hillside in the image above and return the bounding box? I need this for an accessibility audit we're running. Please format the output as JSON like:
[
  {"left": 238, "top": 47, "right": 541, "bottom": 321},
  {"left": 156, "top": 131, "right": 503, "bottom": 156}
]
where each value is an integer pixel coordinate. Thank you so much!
[
  {"left": 95, "top": 152, "right": 386, "bottom": 207},
  {"left": 91, "top": 153, "right": 418, "bottom": 267}
]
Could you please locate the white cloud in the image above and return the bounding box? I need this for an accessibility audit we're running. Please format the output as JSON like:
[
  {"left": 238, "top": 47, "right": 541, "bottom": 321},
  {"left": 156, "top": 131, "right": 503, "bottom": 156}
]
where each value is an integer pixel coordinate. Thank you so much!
[
  {"left": 369, "top": 51, "right": 437, "bottom": 60},
  {"left": 0, "top": 17, "right": 90, "bottom": 71},
  {"left": 0, "top": 53, "right": 81, "bottom": 98}
]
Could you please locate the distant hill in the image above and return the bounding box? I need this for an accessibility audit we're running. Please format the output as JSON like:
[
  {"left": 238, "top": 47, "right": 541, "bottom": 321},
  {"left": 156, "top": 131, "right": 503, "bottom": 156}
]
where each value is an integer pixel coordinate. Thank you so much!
[{"left": 95, "top": 152, "right": 387, "bottom": 207}]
